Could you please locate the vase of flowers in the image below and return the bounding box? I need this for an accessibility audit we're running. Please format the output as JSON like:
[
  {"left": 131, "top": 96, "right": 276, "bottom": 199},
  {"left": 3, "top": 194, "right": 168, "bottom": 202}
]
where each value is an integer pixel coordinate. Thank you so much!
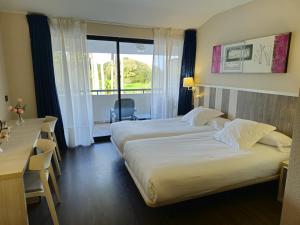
[
  {"left": 0, "top": 120, "right": 10, "bottom": 152},
  {"left": 8, "top": 98, "right": 26, "bottom": 126}
]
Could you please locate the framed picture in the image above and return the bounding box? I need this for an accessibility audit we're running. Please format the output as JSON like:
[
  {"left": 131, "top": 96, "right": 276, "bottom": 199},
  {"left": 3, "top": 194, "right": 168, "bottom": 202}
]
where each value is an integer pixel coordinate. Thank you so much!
[
  {"left": 222, "top": 42, "right": 244, "bottom": 73},
  {"left": 211, "top": 32, "right": 291, "bottom": 74}
]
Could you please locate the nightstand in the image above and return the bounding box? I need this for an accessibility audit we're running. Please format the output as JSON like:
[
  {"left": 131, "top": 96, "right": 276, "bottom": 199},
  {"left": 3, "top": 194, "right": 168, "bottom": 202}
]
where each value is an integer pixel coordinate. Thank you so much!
[{"left": 278, "top": 160, "right": 289, "bottom": 202}]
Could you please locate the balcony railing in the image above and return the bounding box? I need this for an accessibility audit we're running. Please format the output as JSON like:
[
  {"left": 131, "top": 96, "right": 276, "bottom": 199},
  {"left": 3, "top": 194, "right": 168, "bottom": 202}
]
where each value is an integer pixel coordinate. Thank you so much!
[
  {"left": 91, "top": 88, "right": 151, "bottom": 95},
  {"left": 92, "top": 89, "right": 151, "bottom": 123}
]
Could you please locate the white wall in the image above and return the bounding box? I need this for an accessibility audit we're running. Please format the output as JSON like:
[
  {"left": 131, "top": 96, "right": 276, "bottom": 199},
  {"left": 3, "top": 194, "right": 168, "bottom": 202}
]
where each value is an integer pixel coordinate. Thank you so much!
[{"left": 195, "top": 0, "right": 300, "bottom": 95}]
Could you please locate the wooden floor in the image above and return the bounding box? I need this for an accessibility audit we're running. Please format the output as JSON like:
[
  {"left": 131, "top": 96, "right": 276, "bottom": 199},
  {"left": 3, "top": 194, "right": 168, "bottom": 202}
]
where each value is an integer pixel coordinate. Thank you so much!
[{"left": 28, "top": 142, "right": 282, "bottom": 225}]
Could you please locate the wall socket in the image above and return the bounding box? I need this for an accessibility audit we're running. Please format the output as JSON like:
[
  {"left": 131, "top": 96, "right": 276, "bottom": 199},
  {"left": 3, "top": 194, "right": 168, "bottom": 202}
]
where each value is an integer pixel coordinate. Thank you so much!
[{"left": 4, "top": 95, "right": 8, "bottom": 103}]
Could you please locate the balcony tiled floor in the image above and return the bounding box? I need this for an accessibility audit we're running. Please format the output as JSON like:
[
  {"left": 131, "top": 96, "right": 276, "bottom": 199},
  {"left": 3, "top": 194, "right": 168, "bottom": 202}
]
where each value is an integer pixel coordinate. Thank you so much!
[
  {"left": 93, "top": 123, "right": 111, "bottom": 137},
  {"left": 93, "top": 115, "right": 151, "bottom": 138}
]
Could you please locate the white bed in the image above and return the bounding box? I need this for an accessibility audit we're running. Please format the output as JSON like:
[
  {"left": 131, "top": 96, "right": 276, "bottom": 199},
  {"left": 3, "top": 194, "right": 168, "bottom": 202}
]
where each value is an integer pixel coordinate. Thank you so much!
[
  {"left": 110, "top": 117, "right": 216, "bottom": 155},
  {"left": 123, "top": 130, "right": 290, "bottom": 207}
]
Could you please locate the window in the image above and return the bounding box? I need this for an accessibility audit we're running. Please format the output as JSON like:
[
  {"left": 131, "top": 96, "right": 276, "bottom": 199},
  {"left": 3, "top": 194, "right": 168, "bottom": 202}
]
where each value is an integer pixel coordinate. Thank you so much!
[{"left": 87, "top": 36, "right": 154, "bottom": 137}]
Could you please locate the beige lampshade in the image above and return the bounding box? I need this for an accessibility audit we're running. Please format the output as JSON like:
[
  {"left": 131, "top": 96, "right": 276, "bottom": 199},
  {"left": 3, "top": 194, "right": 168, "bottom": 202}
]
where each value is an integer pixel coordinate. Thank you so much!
[{"left": 183, "top": 77, "right": 194, "bottom": 88}]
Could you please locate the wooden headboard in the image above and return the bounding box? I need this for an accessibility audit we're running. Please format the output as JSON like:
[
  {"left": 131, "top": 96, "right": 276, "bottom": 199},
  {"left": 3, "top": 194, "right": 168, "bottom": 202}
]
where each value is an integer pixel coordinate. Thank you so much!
[{"left": 195, "top": 85, "right": 299, "bottom": 137}]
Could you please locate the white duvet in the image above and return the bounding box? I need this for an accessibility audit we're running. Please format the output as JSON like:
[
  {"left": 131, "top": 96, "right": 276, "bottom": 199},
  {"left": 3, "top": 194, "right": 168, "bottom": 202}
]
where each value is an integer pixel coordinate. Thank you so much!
[
  {"left": 110, "top": 117, "right": 214, "bottom": 154},
  {"left": 124, "top": 130, "right": 290, "bottom": 207}
]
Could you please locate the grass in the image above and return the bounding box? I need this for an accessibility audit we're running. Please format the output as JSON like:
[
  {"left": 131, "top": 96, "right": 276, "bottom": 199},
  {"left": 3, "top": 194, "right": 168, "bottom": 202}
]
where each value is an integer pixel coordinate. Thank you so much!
[{"left": 124, "top": 82, "right": 151, "bottom": 89}]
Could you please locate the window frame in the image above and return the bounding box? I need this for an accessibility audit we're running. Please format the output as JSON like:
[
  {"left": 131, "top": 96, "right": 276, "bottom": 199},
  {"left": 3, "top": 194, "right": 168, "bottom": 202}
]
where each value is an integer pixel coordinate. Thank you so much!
[{"left": 87, "top": 35, "right": 154, "bottom": 121}]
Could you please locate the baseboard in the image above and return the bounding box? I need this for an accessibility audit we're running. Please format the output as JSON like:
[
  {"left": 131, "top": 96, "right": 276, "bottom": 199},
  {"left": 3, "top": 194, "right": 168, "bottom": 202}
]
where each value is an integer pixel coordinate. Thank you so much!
[{"left": 94, "top": 135, "right": 111, "bottom": 143}]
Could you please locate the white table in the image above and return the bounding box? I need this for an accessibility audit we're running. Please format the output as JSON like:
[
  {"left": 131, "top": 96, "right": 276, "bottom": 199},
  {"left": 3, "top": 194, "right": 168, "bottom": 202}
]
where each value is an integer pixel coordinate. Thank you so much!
[
  {"left": 278, "top": 160, "right": 289, "bottom": 202},
  {"left": 0, "top": 118, "right": 44, "bottom": 225}
]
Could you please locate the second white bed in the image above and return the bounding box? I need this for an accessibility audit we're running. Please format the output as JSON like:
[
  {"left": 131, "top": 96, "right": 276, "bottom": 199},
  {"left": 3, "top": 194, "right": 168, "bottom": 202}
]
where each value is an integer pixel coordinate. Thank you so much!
[
  {"left": 123, "top": 130, "right": 290, "bottom": 207},
  {"left": 110, "top": 117, "right": 215, "bottom": 155}
]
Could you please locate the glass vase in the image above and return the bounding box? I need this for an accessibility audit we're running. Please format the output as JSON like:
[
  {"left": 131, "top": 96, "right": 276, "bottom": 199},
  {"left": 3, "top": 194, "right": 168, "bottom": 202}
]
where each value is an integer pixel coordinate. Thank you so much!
[{"left": 16, "top": 114, "right": 24, "bottom": 126}]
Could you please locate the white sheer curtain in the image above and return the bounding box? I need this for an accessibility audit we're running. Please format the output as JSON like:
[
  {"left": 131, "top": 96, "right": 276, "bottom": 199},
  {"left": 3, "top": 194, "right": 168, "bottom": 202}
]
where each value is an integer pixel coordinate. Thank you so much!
[
  {"left": 151, "top": 28, "right": 184, "bottom": 119},
  {"left": 50, "top": 18, "right": 94, "bottom": 147}
]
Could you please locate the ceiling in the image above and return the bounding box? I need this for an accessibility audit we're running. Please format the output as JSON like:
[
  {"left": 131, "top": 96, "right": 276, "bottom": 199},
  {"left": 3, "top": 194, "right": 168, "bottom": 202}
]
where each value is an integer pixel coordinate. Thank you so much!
[{"left": 0, "top": 0, "right": 252, "bottom": 28}]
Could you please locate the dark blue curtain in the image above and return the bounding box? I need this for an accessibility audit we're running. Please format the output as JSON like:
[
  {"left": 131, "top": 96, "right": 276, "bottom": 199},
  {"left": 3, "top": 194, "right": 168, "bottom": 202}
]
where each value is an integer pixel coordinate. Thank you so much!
[
  {"left": 178, "top": 29, "right": 197, "bottom": 115},
  {"left": 27, "top": 14, "right": 67, "bottom": 151}
]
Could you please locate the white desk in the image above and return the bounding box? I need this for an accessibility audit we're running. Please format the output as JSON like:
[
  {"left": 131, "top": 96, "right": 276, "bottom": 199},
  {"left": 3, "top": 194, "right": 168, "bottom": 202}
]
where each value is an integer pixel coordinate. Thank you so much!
[
  {"left": 0, "top": 118, "right": 44, "bottom": 225},
  {"left": 278, "top": 160, "right": 289, "bottom": 202}
]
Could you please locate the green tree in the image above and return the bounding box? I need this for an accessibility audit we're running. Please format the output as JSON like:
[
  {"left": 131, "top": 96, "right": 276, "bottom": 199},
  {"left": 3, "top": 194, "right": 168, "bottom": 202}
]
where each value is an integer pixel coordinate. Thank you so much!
[
  {"left": 102, "top": 58, "right": 152, "bottom": 90},
  {"left": 123, "top": 57, "right": 151, "bottom": 85}
]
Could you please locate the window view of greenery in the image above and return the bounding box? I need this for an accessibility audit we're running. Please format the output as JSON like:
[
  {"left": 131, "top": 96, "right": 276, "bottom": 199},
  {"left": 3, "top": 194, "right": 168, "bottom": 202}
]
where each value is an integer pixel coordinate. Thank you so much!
[
  {"left": 88, "top": 40, "right": 153, "bottom": 124},
  {"left": 88, "top": 41, "right": 153, "bottom": 95},
  {"left": 123, "top": 57, "right": 152, "bottom": 89},
  {"left": 103, "top": 57, "right": 152, "bottom": 90}
]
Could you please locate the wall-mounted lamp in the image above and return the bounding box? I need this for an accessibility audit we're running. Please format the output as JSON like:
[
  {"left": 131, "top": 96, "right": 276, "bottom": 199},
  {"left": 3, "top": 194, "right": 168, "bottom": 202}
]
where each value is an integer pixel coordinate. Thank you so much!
[
  {"left": 183, "top": 77, "right": 204, "bottom": 99},
  {"left": 183, "top": 77, "right": 195, "bottom": 91}
]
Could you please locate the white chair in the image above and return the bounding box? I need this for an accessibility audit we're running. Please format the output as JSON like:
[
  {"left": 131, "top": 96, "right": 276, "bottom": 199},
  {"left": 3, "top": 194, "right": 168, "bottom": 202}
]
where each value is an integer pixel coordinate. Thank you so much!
[
  {"left": 44, "top": 116, "right": 62, "bottom": 161},
  {"left": 41, "top": 122, "right": 62, "bottom": 176},
  {"left": 42, "top": 116, "right": 63, "bottom": 174},
  {"left": 24, "top": 139, "right": 61, "bottom": 225}
]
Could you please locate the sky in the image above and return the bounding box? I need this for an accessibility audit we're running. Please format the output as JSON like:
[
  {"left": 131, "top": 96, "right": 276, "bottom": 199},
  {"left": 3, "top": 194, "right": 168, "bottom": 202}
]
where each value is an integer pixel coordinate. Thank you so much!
[{"left": 89, "top": 53, "right": 153, "bottom": 66}]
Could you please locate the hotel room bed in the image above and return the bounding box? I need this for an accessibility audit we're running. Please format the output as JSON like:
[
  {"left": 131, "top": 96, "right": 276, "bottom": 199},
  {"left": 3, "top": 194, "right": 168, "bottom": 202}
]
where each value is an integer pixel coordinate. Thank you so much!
[
  {"left": 110, "top": 117, "right": 216, "bottom": 155},
  {"left": 123, "top": 130, "right": 290, "bottom": 207}
]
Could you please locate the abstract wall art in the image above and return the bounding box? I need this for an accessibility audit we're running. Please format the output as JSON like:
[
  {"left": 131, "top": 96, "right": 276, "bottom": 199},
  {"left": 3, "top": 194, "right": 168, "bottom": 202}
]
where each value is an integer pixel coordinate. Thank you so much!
[{"left": 211, "top": 32, "right": 291, "bottom": 74}]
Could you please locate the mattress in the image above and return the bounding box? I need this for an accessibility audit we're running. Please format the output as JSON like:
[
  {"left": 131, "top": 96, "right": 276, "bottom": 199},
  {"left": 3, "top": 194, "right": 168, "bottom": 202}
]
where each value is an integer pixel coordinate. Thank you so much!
[
  {"left": 124, "top": 131, "right": 290, "bottom": 207},
  {"left": 110, "top": 117, "right": 215, "bottom": 154}
]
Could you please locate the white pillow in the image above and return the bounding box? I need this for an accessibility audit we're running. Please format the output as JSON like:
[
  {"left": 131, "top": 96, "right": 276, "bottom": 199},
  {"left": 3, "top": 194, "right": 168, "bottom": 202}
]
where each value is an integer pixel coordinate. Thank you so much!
[
  {"left": 182, "top": 107, "right": 223, "bottom": 126},
  {"left": 259, "top": 131, "right": 292, "bottom": 147},
  {"left": 207, "top": 118, "right": 231, "bottom": 130},
  {"left": 214, "top": 119, "right": 276, "bottom": 149},
  {"left": 182, "top": 107, "right": 203, "bottom": 122}
]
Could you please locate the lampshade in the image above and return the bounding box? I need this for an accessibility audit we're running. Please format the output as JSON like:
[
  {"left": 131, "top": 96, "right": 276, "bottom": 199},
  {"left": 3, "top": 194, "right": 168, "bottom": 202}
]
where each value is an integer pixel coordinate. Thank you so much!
[{"left": 183, "top": 77, "right": 194, "bottom": 88}]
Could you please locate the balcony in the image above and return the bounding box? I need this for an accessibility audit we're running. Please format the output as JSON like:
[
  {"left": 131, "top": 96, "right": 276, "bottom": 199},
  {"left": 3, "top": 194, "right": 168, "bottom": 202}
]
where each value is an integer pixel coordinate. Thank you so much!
[{"left": 92, "top": 88, "right": 151, "bottom": 137}]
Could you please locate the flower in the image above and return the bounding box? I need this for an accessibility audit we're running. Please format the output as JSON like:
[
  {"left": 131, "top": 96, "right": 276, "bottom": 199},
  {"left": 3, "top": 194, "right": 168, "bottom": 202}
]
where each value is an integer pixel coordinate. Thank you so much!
[
  {"left": 9, "top": 98, "right": 27, "bottom": 116},
  {"left": 17, "top": 109, "right": 24, "bottom": 114}
]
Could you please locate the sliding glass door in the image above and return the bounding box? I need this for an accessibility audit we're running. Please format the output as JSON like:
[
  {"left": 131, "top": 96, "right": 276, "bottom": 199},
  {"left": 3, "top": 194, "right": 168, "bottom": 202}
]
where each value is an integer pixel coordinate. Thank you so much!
[
  {"left": 87, "top": 37, "right": 154, "bottom": 137},
  {"left": 119, "top": 42, "right": 153, "bottom": 121}
]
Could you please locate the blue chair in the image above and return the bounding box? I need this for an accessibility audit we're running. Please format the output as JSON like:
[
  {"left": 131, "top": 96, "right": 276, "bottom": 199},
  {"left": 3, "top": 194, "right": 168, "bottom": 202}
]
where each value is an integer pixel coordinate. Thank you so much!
[{"left": 110, "top": 98, "right": 136, "bottom": 123}]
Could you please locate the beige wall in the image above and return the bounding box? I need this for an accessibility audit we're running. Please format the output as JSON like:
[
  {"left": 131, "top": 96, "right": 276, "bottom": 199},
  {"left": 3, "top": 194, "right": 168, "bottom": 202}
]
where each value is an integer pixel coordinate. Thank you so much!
[
  {"left": 0, "top": 12, "right": 37, "bottom": 119},
  {"left": 195, "top": 0, "right": 300, "bottom": 95},
  {"left": 87, "top": 22, "right": 153, "bottom": 39},
  {"left": 0, "top": 24, "right": 9, "bottom": 120},
  {"left": 281, "top": 101, "right": 300, "bottom": 225},
  {"left": 281, "top": 96, "right": 300, "bottom": 225}
]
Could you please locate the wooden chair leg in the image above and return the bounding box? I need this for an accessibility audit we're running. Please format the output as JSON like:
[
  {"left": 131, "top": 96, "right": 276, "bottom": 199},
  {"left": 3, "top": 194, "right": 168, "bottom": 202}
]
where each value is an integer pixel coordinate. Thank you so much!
[
  {"left": 55, "top": 147, "right": 62, "bottom": 162},
  {"left": 53, "top": 134, "right": 62, "bottom": 162},
  {"left": 53, "top": 151, "right": 62, "bottom": 176},
  {"left": 41, "top": 174, "right": 60, "bottom": 225},
  {"left": 49, "top": 165, "right": 61, "bottom": 203}
]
